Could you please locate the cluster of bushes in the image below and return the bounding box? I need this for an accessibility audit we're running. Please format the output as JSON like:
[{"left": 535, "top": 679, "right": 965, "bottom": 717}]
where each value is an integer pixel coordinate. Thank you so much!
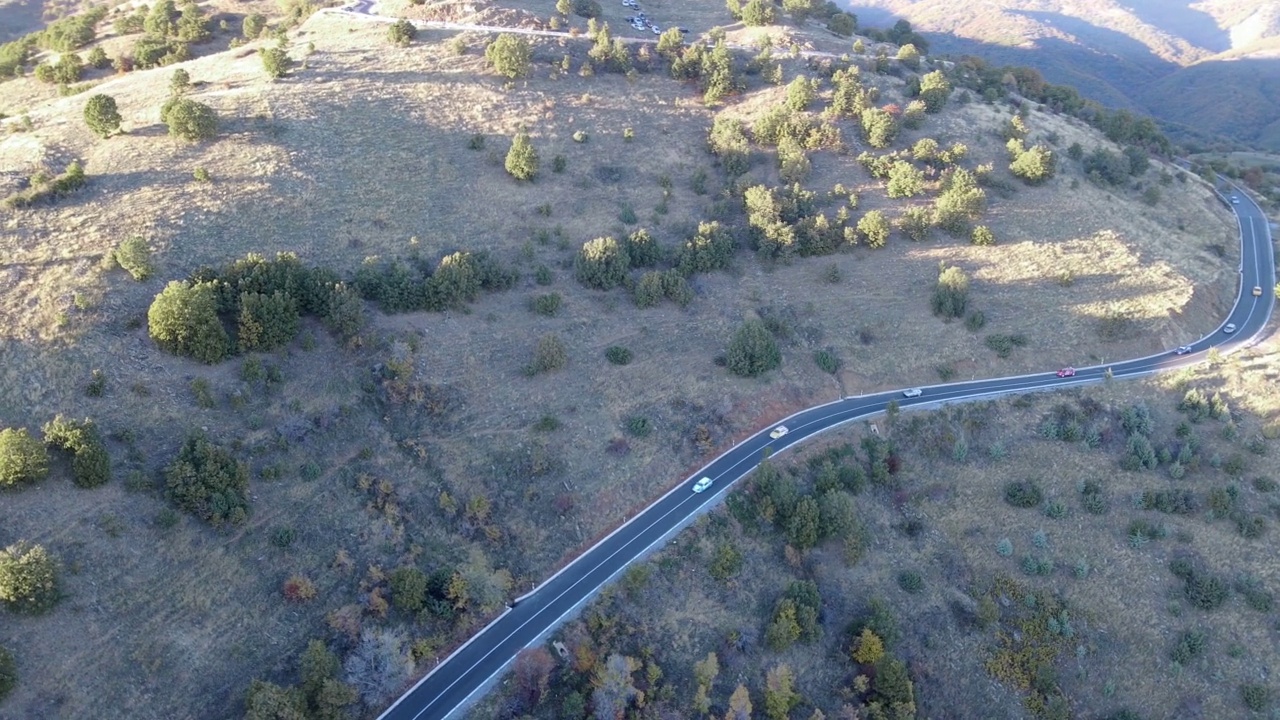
[
  {"left": 1006, "top": 137, "right": 1056, "bottom": 185},
  {"left": 42, "top": 416, "right": 110, "bottom": 488},
  {"left": 120, "top": 0, "right": 214, "bottom": 70},
  {"left": 847, "top": 602, "right": 918, "bottom": 718},
  {"left": 668, "top": 38, "right": 740, "bottom": 104},
  {"left": 764, "top": 580, "right": 823, "bottom": 650},
  {"left": 729, "top": 453, "right": 869, "bottom": 555},
  {"left": 0, "top": 7, "right": 106, "bottom": 81},
  {"left": 3, "top": 161, "right": 87, "bottom": 209},
  {"left": 244, "top": 640, "right": 358, "bottom": 720},
  {"left": 355, "top": 250, "right": 517, "bottom": 313},
  {"left": 149, "top": 252, "right": 367, "bottom": 363},
  {"left": 165, "top": 431, "right": 249, "bottom": 526},
  {"left": 1035, "top": 400, "right": 1107, "bottom": 448},
  {"left": 1078, "top": 145, "right": 1150, "bottom": 186},
  {"left": 1, "top": 419, "right": 110, "bottom": 490},
  {"left": 1169, "top": 556, "right": 1230, "bottom": 611},
  {"left": 984, "top": 332, "right": 1028, "bottom": 358},
  {"left": 1178, "top": 387, "right": 1230, "bottom": 423}
]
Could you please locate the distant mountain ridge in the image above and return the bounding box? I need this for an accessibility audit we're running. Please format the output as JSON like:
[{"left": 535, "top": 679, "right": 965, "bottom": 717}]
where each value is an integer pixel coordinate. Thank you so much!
[{"left": 846, "top": 0, "right": 1280, "bottom": 150}]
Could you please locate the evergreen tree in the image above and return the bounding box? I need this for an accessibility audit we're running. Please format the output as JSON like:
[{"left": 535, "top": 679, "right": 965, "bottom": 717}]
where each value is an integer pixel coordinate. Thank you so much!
[
  {"left": 919, "top": 70, "right": 951, "bottom": 112},
  {"left": 575, "top": 236, "right": 629, "bottom": 290},
  {"left": 237, "top": 290, "right": 300, "bottom": 351},
  {"left": 0, "top": 542, "right": 59, "bottom": 614},
  {"left": 162, "top": 98, "right": 217, "bottom": 141},
  {"left": 485, "top": 34, "right": 532, "bottom": 79},
  {"left": 886, "top": 161, "right": 924, "bottom": 198},
  {"left": 0, "top": 428, "right": 49, "bottom": 488},
  {"left": 83, "top": 94, "right": 121, "bottom": 138},
  {"left": 505, "top": 130, "right": 539, "bottom": 181},
  {"left": 260, "top": 44, "right": 292, "bottom": 79},
  {"left": 857, "top": 210, "right": 890, "bottom": 248},
  {"left": 148, "top": 281, "right": 229, "bottom": 362},
  {"left": 726, "top": 318, "right": 781, "bottom": 377},
  {"left": 740, "top": 0, "right": 775, "bottom": 26}
]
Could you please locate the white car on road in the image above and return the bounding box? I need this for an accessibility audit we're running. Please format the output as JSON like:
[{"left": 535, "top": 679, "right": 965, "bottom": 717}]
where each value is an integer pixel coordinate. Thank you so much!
[
  {"left": 769, "top": 425, "right": 789, "bottom": 439},
  {"left": 903, "top": 388, "right": 923, "bottom": 398},
  {"left": 692, "top": 477, "right": 713, "bottom": 493}
]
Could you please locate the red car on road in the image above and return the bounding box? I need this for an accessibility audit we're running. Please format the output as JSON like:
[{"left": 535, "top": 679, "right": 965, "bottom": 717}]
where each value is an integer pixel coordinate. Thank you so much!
[{"left": 1056, "top": 367, "right": 1076, "bottom": 378}]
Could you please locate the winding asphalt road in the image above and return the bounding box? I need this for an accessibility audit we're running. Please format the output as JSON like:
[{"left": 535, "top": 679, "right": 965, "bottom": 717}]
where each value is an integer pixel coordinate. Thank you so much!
[{"left": 377, "top": 179, "right": 1272, "bottom": 720}]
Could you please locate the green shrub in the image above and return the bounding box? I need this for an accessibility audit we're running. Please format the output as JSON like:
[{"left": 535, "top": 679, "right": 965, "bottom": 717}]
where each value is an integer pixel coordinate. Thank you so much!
[
  {"left": 0, "top": 428, "right": 50, "bottom": 488},
  {"left": 625, "top": 416, "right": 651, "bottom": 438},
  {"left": 388, "top": 19, "right": 416, "bottom": 46},
  {"left": 575, "top": 236, "right": 629, "bottom": 290},
  {"left": 165, "top": 431, "right": 249, "bottom": 526},
  {"left": 533, "top": 414, "right": 562, "bottom": 432},
  {"left": 1242, "top": 684, "right": 1271, "bottom": 712},
  {"left": 162, "top": 98, "right": 217, "bottom": 141},
  {"left": 83, "top": 93, "right": 122, "bottom": 137},
  {"left": 41, "top": 416, "right": 110, "bottom": 488},
  {"left": 1184, "top": 571, "right": 1229, "bottom": 611},
  {"left": 897, "top": 571, "right": 923, "bottom": 594},
  {"left": 726, "top": 318, "right": 781, "bottom": 377},
  {"left": 530, "top": 293, "right": 562, "bottom": 317},
  {"left": 111, "top": 235, "right": 153, "bottom": 280},
  {"left": 485, "top": 34, "right": 532, "bottom": 79},
  {"left": 260, "top": 45, "right": 292, "bottom": 79},
  {"left": 1080, "top": 480, "right": 1109, "bottom": 514},
  {"left": 389, "top": 566, "right": 428, "bottom": 612},
  {"left": 525, "top": 334, "right": 567, "bottom": 375},
  {"left": 985, "top": 333, "right": 1028, "bottom": 358},
  {"left": 238, "top": 291, "right": 300, "bottom": 352},
  {"left": 605, "top": 346, "right": 632, "bottom": 365},
  {"left": 964, "top": 310, "right": 986, "bottom": 331},
  {"left": 270, "top": 525, "right": 296, "bottom": 548},
  {"left": 708, "top": 542, "right": 743, "bottom": 581},
  {"left": 1169, "top": 630, "right": 1206, "bottom": 665},
  {"left": 0, "top": 542, "right": 59, "bottom": 613},
  {"left": 86, "top": 369, "right": 106, "bottom": 397},
  {"left": 813, "top": 349, "right": 840, "bottom": 374},
  {"left": 1004, "top": 479, "right": 1043, "bottom": 508},
  {"left": 148, "top": 281, "right": 230, "bottom": 363}
]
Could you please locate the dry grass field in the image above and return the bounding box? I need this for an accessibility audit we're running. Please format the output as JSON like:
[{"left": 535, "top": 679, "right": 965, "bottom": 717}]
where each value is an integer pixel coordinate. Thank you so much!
[
  {"left": 469, "top": 338, "right": 1280, "bottom": 719},
  {"left": 0, "top": 0, "right": 1262, "bottom": 718}
]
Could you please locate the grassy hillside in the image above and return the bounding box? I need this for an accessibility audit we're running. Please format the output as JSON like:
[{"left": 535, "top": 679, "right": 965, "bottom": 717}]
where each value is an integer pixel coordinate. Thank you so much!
[
  {"left": 469, "top": 341, "right": 1280, "bottom": 719},
  {"left": 844, "top": 0, "right": 1280, "bottom": 150},
  {"left": 0, "top": 0, "right": 1253, "bottom": 717}
]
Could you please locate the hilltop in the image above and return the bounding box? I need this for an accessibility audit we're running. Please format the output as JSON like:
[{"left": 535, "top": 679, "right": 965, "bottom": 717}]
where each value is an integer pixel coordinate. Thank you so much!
[{"left": 0, "top": 0, "right": 1260, "bottom": 718}]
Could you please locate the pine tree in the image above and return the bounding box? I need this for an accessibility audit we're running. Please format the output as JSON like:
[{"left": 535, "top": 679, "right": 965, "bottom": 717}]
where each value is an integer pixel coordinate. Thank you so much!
[
  {"left": 505, "top": 130, "right": 539, "bottom": 181},
  {"left": 83, "top": 94, "right": 121, "bottom": 137}
]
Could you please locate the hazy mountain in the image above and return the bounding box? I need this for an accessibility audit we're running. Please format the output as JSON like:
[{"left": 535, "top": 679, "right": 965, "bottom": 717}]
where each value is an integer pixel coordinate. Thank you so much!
[{"left": 846, "top": 0, "right": 1280, "bottom": 150}]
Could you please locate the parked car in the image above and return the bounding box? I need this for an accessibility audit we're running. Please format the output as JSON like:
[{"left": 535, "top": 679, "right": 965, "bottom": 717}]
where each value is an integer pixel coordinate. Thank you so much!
[
  {"left": 902, "top": 388, "right": 923, "bottom": 398},
  {"left": 769, "top": 425, "right": 789, "bottom": 439},
  {"left": 1175, "top": 346, "right": 1192, "bottom": 355},
  {"left": 1056, "top": 367, "right": 1076, "bottom": 378},
  {"left": 1224, "top": 323, "right": 1237, "bottom": 334},
  {"left": 693, "top": 477, "right": 713, "bottom": 493}
]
